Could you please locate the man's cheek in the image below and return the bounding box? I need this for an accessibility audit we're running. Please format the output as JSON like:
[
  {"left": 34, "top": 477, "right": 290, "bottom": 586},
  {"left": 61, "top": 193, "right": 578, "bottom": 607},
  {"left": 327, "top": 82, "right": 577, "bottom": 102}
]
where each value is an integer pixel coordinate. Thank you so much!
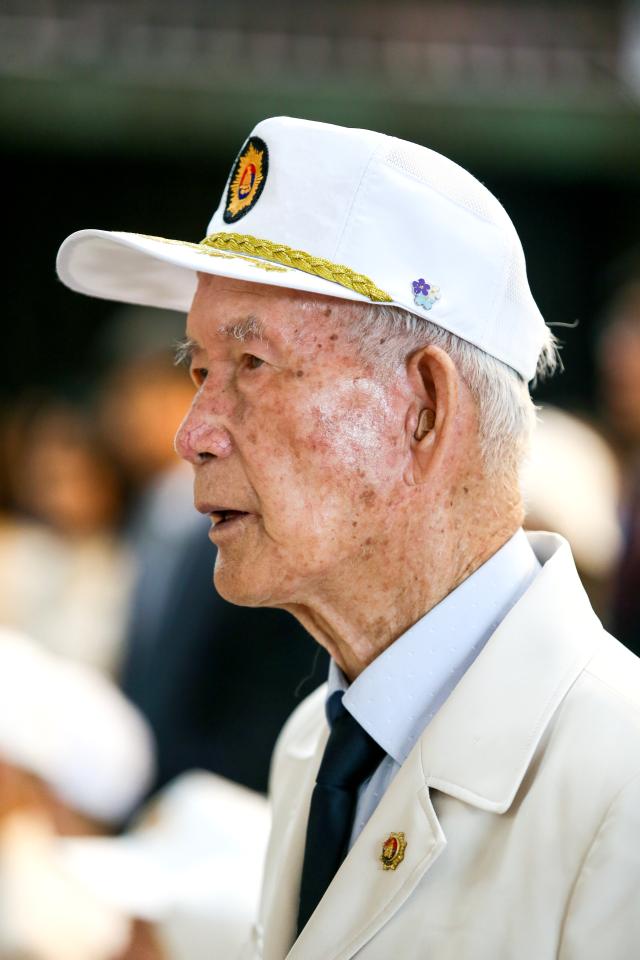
[{"left": 308, "top": 380, "right": 399, "bottom": 471}]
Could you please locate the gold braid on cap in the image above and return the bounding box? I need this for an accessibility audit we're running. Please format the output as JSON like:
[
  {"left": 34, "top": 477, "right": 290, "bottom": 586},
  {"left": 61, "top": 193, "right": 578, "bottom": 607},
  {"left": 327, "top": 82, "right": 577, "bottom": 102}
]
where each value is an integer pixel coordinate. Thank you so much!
[
  {"left": 201, "top": 232, "right": 393, "bottom": 303},
  {"left": 140, "top": 235, "right": 287, "bottom": 273}
]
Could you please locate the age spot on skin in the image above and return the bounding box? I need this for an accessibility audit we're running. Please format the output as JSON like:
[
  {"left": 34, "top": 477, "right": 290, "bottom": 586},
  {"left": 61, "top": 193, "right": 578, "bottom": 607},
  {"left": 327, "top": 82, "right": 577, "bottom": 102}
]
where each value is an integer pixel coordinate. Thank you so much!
[
  {"left": 360, "top": 488, "right": 376, "bottom": 505},
  {"left": 296, "top": 370, "right": 304, "bottom": 378},
  {"left": 324, "top": 307, "right": 332, "bottom": 316},
  {"left": 329, "top": 334, "right": 338, "bottom": 341}
]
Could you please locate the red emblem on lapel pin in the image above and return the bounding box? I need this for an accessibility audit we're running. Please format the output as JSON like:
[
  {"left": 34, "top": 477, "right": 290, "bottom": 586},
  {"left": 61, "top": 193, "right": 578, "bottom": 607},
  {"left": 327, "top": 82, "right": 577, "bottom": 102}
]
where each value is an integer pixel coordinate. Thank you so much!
[{"left": 380, "top": 831, "right": 407, "bottom": 870}]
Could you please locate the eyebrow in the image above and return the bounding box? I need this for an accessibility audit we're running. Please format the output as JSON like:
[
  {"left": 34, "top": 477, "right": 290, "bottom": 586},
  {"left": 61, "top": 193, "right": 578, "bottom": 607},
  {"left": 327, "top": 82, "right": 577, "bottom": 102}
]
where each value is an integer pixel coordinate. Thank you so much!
[
  {"left": 174, "top": 314, "right": 283, "bottom": 368},
  {"left": 218, "top": 315, "right": 269, "bottom": 344},
  {"left": 174, "top": 336, "right": 200, "bottom": 368}
]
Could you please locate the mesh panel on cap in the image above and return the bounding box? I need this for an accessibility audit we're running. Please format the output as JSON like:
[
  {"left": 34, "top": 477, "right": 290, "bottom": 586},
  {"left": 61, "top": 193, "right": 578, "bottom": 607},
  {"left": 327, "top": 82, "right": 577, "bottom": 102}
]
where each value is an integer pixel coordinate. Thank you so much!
[
  {"left": 502, "top": 238, "right": 531, "bottom": 305},
  {"left": 492, "top": 230, "right": 542, "bottom": 378},
  {"left": 384, "top": 143, "right": 499, "bottom": 223}
]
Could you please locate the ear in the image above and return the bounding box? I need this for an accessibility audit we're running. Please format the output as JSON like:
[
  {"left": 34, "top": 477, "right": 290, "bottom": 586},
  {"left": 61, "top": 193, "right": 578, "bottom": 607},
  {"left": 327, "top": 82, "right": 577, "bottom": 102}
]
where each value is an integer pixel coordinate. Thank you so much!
[{"left": 404, "top": 344, "right": 460, "bottom": 486}]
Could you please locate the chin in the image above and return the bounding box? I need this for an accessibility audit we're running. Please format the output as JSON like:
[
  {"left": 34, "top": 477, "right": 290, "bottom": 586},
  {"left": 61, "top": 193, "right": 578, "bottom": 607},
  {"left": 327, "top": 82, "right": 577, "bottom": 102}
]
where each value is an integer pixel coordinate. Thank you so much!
[{"left": 212, "top": 554, "right": 280, "bottom": 608}]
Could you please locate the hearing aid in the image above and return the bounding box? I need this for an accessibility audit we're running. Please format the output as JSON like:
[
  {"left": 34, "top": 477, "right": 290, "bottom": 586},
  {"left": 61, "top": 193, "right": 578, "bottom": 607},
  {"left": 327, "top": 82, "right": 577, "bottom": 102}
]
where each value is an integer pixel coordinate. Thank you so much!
[{"left": 414, "top": 408, "right": 435, "bottom": 441}]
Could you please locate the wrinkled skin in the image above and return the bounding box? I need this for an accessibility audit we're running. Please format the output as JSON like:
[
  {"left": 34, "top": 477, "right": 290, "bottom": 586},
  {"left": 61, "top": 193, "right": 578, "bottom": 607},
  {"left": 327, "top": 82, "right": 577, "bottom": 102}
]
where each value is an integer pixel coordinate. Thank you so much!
[
  {"left": 175, "top": 274, "right": 520, "bottom": 678},
  {"left": 176, "top": 279, "right": 412, "bottom": 602}
]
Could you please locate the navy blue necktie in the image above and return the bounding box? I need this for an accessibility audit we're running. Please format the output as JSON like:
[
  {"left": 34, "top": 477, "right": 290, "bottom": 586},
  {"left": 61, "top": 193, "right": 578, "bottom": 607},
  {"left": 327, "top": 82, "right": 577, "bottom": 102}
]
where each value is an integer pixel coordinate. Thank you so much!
[{"left": 296, "top": 691, "right": 385, "bottom": 935}]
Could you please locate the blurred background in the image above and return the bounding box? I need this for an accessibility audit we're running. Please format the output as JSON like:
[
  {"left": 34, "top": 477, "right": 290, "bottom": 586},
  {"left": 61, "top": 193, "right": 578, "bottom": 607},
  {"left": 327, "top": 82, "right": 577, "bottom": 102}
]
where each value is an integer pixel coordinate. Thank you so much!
[
  {"left": 1, "top": 1, "right": 640, "bottom": 956},
  {"left": 3, "top": 0, "right": 640, "bottom": 408}
]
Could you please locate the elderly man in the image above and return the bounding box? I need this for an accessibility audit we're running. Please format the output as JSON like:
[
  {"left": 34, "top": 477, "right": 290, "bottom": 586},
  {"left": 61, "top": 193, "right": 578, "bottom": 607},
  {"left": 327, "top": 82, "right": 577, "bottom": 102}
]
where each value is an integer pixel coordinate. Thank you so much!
[{"left": 57, "top": 117, "right": 640, "bottom": 959}]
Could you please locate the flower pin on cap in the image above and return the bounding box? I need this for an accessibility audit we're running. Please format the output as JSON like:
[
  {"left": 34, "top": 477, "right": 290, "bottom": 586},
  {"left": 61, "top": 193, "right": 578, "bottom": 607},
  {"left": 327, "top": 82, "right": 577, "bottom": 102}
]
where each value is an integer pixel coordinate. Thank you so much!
[{"left": 412, "top": 277, "right": 441, "bottom": 311}]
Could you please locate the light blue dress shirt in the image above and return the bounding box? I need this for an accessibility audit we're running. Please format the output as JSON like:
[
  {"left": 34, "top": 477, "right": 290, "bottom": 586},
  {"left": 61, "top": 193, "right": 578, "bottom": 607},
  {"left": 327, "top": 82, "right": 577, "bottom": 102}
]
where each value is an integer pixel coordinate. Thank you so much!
[{"left": 325, "top": 528, "right": 541, "bottom": 848}]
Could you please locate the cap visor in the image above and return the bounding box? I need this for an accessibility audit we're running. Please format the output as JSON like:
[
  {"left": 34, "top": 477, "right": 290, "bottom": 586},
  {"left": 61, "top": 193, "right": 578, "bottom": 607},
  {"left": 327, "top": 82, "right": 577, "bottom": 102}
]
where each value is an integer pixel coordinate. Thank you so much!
[{"left": 57, "top": 230, "right": 372, "bottom": 313}]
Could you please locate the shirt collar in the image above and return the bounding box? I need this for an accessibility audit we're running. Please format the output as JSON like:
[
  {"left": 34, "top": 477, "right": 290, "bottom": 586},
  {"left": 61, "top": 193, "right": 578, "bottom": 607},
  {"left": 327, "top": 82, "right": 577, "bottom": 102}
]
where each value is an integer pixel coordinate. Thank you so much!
[{"left": 326, "top": 528, "right": 541, "bottom": 764}]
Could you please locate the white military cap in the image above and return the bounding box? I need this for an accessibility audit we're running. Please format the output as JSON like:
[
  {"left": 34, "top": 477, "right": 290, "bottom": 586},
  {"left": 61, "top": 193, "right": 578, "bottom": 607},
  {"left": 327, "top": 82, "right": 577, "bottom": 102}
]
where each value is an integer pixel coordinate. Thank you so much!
[
  {"left": 57, "top": 116, "right": 547, "bottom": 381},
  {"left": 0, "top": 628, "right": 154, "bottom": 823}
]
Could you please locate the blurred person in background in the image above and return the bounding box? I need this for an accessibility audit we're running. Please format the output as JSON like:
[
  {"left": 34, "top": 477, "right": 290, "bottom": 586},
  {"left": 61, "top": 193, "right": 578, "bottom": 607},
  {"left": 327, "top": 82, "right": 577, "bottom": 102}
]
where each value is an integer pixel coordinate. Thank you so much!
[
  {"left": 61, "top": 771, "right": 271, "bottom": 960},
  {"left": 96, "top": 308, "right": 198, "bottom": 513},
  {"left": 95, "top": 308, "right": 204, "bottom": 693},
  {"left": 0, "top": 400, "right": 133, "bottom": 677},
  {"left": 0, "top": 626, "right": 159, "bottom": 960},
  {"left": 97, "top": 308, "right": 325, "bottom": 798},
  {"left": 522, "top": 405, "right": 622, "bottom": 618},
  {"left": 597, "top": 261, "right": 640, "bottom": 655}
]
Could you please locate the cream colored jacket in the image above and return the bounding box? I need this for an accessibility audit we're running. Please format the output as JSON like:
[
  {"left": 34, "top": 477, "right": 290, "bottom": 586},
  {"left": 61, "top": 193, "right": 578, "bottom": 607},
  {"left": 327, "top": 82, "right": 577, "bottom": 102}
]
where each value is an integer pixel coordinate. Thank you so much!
[{"left": 245, "top": 533, "right": 640, "bottom": 960}]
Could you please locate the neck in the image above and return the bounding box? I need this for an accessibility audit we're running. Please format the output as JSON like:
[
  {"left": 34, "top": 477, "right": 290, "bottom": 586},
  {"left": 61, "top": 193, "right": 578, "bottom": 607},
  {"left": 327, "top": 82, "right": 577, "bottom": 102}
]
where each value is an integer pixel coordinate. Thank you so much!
[{"left": 286, "top": 501, "right": 522, "bottom": 682}]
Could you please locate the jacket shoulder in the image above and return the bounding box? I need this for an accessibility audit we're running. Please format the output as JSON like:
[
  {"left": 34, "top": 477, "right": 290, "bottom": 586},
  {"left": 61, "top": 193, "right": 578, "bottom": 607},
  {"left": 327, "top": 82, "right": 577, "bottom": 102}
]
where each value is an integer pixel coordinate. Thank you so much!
[{"left": 554, "top": 631, "right": 640, "bottom": 798}]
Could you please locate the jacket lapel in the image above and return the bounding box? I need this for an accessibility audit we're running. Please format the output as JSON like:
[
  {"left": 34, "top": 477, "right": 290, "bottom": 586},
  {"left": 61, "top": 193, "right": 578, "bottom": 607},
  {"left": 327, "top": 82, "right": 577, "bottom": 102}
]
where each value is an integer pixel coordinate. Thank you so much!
[
  {"left": 287, "top": 739, "right": 444, "bottom": 960},
  {"left": 260, "top": 689, "right": 329, "bottom": 960}
]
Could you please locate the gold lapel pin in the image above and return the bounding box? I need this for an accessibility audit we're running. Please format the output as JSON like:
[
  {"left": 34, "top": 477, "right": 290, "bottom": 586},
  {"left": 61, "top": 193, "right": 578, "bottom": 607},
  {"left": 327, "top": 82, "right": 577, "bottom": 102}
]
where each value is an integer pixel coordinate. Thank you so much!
[{"left": 380, "top": 832, "right": 407, "bottom": 871}]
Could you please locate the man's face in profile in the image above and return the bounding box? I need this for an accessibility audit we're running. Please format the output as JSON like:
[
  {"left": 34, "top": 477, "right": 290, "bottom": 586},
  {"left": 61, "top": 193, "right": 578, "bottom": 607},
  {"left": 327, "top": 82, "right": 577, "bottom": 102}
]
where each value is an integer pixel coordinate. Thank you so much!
[{"left": 174, "top": 274, "right": 412, "bottom": 611}]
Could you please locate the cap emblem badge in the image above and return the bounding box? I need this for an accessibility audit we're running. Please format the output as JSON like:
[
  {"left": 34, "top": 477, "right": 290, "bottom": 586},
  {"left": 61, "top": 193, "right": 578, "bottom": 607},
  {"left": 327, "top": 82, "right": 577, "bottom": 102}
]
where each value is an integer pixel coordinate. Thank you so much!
[
  {"left": 412, "top": 278, "right": 441, "bottom": 311},
  {"left": 379, "top": 831, "right": 407, "bottom": 871},
  {"left": 223, "top": 136, "right": 269, "bottom": 224}
]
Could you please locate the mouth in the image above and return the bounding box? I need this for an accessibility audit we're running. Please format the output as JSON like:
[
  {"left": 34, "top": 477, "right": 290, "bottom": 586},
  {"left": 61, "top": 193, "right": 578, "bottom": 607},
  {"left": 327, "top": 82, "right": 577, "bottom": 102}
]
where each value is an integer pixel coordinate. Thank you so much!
[
  {"left": 196, "top": 502, "right": 253, "bottom": 529},
  {"left": 209, "top": 508, "right": 250, "bottom": 528}
]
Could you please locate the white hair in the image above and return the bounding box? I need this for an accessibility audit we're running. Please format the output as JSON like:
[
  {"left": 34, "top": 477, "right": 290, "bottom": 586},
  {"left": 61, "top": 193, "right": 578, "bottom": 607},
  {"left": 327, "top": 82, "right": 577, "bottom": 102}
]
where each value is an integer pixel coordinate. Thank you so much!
[{"left": 348, "top": 304, "right": 560, "bottom": 482}]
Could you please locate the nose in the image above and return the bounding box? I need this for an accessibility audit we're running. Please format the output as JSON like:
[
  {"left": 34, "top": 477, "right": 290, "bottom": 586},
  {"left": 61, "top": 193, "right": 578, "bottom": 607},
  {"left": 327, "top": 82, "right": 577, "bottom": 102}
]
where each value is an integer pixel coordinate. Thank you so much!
[{"left": 174, "top": 407, "right": 233, "bottom": 464}]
